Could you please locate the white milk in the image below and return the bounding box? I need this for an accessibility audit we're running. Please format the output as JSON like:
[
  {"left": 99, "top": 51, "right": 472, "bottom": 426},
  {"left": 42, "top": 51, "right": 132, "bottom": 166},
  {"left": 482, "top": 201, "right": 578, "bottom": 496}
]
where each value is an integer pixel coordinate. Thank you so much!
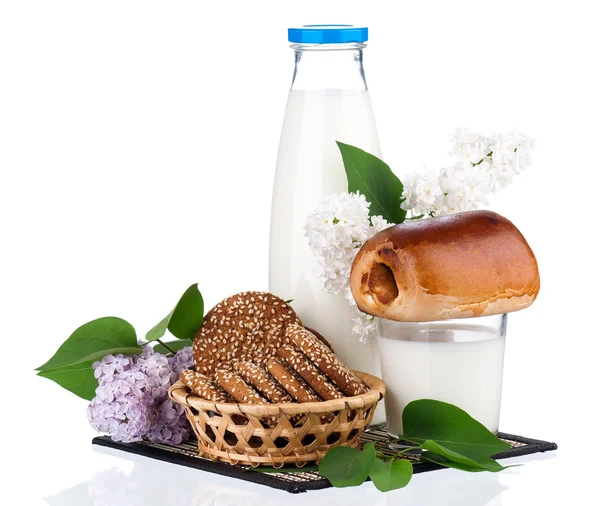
[
  {"left": 269, "top": 89, "right": 383, "bottom": 418},
  {"left": 377, "top": 320, "right": 506, "bottom": 434}
]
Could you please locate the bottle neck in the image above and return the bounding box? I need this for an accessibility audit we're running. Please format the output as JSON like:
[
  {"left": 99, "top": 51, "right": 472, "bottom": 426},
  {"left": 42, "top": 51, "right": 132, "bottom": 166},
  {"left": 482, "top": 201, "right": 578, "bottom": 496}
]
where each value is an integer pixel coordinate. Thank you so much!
[{"left": 290, "top": 43, "right": 368, "bottom": 92}]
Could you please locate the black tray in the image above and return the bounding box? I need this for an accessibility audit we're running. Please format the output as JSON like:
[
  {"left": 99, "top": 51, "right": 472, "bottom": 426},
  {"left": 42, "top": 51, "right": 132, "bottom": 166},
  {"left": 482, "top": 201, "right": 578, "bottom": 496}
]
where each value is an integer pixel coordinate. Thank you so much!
[{"left": 92, "top": 427, "right": 557, "bottom": 494}]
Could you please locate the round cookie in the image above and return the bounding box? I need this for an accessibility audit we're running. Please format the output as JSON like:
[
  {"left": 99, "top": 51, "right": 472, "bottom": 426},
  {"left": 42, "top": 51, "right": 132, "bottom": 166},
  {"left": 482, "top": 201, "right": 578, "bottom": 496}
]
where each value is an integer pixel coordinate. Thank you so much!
[
  {"left": 193, "top": 292, "right": 302, "bottom": 377},
  {"left": 179, "top": 369, "right": 231, "bottom": 403},
  {"left": 286, "top": 324, "right": 369, "bottom": 397},
  {"left": 266, "top": 357, "right": 320, "bottom": 403},
  {"left": 234, "top": 360, "right": 293, "bottom": 404},
  {"left": 278, "top": 345, "right": 344, "bottom": 401}
]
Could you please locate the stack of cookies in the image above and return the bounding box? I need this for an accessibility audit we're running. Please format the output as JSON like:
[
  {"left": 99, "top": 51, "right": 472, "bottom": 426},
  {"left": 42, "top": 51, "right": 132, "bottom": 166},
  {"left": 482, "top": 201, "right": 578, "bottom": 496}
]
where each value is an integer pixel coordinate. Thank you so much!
[{"left": 179, "top": 291, "right": 369, "bottom": 415}]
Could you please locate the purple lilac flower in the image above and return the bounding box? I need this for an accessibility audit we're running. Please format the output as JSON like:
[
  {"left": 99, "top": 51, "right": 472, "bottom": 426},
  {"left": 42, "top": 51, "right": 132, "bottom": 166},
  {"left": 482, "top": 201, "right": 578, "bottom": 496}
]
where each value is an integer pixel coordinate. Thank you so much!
[
  {"left": 87, "top": 346, "right": 195, "bottom": 445},
  {"left": 137, "top": 352, "right": 175, "bottom": 399},
  {"left": 88, "top": 357, "right": 152, "bottom": 442},
  {"left": 143, "top": 347, "right": 194, "bottom": 445},
  {"left": 87, "top": 467, "right": 146, "bottom": 506},
  {"left": 92, "top": 354, "right": 135, "bottom": 380},
  {"left": 170, "top": 346, "right": 194, "bottom": 377},
  {"left": 146, "top": 398, "right": 191, "bottom": 445}
]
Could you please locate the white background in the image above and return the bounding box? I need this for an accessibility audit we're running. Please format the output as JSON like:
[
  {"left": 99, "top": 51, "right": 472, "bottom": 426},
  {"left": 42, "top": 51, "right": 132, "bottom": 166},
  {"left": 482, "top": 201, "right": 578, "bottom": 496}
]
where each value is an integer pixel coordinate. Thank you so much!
[{"left": 1, "top": 1, "right": 599, "bottom": 504}]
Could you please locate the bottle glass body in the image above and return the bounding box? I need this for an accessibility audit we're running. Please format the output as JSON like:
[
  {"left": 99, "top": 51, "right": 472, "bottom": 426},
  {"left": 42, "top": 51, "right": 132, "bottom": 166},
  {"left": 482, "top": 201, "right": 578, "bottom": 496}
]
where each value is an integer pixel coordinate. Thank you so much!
[{"left": 269, "top": 43, "right": 383, "bottom": 395}]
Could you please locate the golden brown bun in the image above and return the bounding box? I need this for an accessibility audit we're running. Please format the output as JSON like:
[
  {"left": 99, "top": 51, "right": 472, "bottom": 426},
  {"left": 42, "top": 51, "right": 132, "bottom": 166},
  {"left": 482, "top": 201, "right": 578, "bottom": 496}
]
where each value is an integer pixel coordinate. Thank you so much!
[{"left": 350, "top": 210, "right": 540, "bottom": 321}]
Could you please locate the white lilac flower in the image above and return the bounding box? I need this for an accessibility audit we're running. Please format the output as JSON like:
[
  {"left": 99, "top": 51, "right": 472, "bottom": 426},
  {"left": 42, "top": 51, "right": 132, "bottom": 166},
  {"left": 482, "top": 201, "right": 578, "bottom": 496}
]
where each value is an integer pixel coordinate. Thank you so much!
[
  {"left": 351, "top": 311, "right": 378, "bottom": 344},
  {"left": 401, "top": 168, "right": 443, "bottom": 216},
  {"left": 307, "top": 128, "right": 533, "bottom": 345},
  {"left": 369, "top": 215, "right": 390, "bottom": 234},
  {"left": 489, "top": 131, "right": 535, "bottom": 186},
  {"left": 456, "top": 144, "right": 486, "bottom": 169},
  {"left": 402, "top": 129, "right": 534, "bottom": 217},
  {"left": 415, "top": 170, "right": 442, "bottom": 208},
  {"left": 305, "top": 192, "right": 392, "bottom": 302},
  {"left": 450, "top": 127, "right": 491, "bottom": 161},
  {"left": 305, "top": 192, "right": 372, "bottom": 299},
  {"left": 450, "top": 127, "right": 479, "bottom": 152},
  {"left": 433, "top": 164, "right": 493, "bottom": 215}
]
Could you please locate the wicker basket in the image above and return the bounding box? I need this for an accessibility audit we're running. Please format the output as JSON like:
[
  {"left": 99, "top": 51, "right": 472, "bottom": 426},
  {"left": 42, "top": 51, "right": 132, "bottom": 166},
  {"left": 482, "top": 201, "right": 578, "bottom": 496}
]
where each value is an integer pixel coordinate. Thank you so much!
[{"left": 169, "top": 370, "right": 385, "bottom": 467}]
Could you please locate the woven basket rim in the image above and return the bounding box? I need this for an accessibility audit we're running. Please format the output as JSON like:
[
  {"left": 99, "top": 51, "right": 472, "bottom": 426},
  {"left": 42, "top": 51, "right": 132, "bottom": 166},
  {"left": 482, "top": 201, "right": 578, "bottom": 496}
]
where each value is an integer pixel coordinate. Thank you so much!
[{"left": 169, "top": 370, "right": 385, "bottom": 416}]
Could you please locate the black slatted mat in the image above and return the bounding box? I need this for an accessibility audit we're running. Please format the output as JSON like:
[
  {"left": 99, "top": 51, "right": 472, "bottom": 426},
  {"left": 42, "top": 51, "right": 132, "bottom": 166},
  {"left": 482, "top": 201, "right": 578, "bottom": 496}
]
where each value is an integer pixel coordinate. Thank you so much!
[{"left": 92, "top": 429, "right": 557, "bottom": 494}]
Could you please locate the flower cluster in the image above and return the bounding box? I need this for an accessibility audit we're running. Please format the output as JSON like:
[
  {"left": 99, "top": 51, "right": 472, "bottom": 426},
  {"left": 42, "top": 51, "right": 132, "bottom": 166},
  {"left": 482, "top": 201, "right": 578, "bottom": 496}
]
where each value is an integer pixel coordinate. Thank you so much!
[
  {"left": 305, "top": 128, "right": 534, "bottom": 344},
  {"left": 304, "top": 192, "right": 388, "bottom": 343},
  {"left": 304, "top": 192, "right": 389, "bottom": 303},
  {"left": 401, "top": 128, "right": 535, "bottom": 217},
  {"left": 87, "top": 345, "right": 194, "bottom": 444},
  {"left": 351, "top": 313, "right": 378, "bottom": 345}
]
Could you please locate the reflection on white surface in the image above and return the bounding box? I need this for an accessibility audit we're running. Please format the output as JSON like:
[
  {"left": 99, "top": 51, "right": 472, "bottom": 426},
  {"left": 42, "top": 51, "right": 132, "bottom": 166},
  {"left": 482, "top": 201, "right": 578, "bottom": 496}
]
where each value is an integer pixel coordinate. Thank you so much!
[
  {"left": 43, "top": 446, "right": 382, "bottom": 506},
  {"left": 380, "top": 468, "right": 506, "bottom": 506},
  {"left": 44, "top": 480, "right": 92, "bottom": 506},
  {"left": 42, "top": 446, "right": 558, "bottom": 506}
]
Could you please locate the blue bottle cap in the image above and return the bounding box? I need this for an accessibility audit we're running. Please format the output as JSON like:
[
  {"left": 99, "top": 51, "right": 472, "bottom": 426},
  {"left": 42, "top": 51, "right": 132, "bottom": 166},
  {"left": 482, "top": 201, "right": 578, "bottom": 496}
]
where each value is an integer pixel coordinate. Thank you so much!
[{"left": 288, "top": 25, "right": 368, "bottom": 44}]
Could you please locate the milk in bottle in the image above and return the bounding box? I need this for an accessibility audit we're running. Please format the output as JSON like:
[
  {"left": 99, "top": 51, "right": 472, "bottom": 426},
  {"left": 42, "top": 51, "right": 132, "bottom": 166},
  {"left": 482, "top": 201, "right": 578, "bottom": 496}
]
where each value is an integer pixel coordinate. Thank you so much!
[{"left": 269, "top": 26, "right": 383, "bottom": 417}]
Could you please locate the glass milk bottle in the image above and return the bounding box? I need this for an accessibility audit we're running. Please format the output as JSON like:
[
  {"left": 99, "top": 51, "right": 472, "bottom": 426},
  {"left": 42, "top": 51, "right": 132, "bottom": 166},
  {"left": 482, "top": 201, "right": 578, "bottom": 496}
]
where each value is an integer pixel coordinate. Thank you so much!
[{"left": 269, "top": 26, "right": 383, "bottom": 397}]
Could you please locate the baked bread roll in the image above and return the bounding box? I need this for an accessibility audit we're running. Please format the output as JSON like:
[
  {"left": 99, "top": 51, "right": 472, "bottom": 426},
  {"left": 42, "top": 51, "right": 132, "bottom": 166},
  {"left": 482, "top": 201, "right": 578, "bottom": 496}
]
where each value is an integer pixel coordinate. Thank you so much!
[{"left": 350, "top": 210, "right": 540, "bottom": 322}]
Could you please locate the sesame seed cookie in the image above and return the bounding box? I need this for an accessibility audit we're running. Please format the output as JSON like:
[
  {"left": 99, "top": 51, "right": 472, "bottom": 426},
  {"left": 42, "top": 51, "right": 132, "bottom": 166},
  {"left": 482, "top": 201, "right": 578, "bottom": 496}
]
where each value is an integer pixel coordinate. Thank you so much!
[
  {"left": 286, "top": 324, "right": 369, "bottom": 397},
  {"left": 266, "top": 357, "right": 320, "bottom": 403},
  {"left": 193, "top": 292, "right": 302, "bottom": 377},
  {"left": 179, "top": 369, "right": 231, "bottom": 403},
  {"left": 234, "top": 360, "right": 293, "bottom": 404},
  {"left": 214, "top": 369, "right": 267, "bottom": 404},
  {"left": 215, "top": 369, "right": 278, "bottom": 427},
  {"left": 304, "top": 326, "right": 334, "bottom": 351},
  {"left": 277, "top": 345, "right": 344, "bottom": 401}
]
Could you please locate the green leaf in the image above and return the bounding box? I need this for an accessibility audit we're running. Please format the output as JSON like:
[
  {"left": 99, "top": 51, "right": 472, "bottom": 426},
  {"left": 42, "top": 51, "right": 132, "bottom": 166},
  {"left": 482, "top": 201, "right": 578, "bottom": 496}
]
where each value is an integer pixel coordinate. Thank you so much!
[
  {"left": 145, "top": 309, "right": 174, "bottom": 342},
  {"left": 421, "top": 440, "right": 483, "bottom": 468},
  {"left": 421, "top": 440, "right": 512, "bottom": 473},
  {"left": 319, "top": 442, "right": 376, "bottom": 488},
  {"left": 369, "top": 458, "right": 413, "bottom": 492},
  {"left": 36, "top": 317, "right": 138, "bottom": 371},
  {"left": 337, "top": 141, "right": 406, "bottom": 224},
  {"left": 420, "top": 452, "right": 485, "bottom": 473},
  {"left": 153, "top": 339, "right": 193, "bottom": 354},
  {"left": 401, "top": 399, "right": 511, "bottom": 461},
  {"left": 37, "top": 361, "right": 97, "bottom": 400},
  {"left": 168, "top": 284, "right": 204, "bottom": 339},
  {"left": 146, "top": 284, "right": 204, "bottom": 341},
  {"left": 73, "top": 347, "right": 142, "bottom": 364}
]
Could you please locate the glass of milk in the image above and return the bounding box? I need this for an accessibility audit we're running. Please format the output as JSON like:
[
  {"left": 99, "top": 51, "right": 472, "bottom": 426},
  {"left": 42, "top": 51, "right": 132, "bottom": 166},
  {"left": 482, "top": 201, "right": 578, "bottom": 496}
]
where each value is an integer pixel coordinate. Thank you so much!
[
  {"left": 269, "top": 26, "right": 383, "bottom": 397},
  {"left": 376, "top": 314, "right": 507, "bottom": 435}
]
